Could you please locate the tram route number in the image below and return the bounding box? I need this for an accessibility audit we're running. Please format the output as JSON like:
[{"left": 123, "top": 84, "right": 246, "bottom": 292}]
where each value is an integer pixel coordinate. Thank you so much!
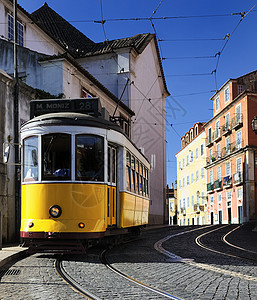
[{"left": 30, "top": 98, "right": 101, "bottom": 118}]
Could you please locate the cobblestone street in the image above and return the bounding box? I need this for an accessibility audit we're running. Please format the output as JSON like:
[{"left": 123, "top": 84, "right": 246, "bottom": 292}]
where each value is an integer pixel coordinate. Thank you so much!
[{"left": 1, "top": 225, "right": 257, "bottom": 299}]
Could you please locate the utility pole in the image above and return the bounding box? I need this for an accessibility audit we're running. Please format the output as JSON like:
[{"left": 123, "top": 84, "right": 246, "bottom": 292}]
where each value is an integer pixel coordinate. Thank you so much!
[{"left": 13, "top": 0, "right": 20, "bottom": 241}]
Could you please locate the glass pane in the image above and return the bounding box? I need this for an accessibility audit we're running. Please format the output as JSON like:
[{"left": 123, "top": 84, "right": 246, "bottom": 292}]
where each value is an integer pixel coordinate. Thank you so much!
[
  {"left": 42, "top": 134, "right": 71, "bottom": 180},
  {"left": 76, "top": 135, "right": 104, "bottom": 181},
  {"left": 23, "top": 136, "right": 38, "bottom": 182},
  {"left": 112, "top": 149, "right": 116, "bottom": 184}
]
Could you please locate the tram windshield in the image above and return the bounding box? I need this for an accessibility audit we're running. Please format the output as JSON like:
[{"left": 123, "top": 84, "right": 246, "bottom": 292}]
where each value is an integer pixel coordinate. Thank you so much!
[
  {"left": 76, "top": 135, "right": 104, "bottom": 181},
  {"left": 42, "top": 133, "right": 71, "bottom": 180},
  {"left": 23, "top": 136, "right": 38, "bottom": 182}
]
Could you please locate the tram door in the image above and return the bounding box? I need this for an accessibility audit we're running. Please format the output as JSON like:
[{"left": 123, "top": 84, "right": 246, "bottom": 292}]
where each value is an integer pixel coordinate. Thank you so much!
[{"left": 107, "top": 146, "right": 117, "bottom": 226}]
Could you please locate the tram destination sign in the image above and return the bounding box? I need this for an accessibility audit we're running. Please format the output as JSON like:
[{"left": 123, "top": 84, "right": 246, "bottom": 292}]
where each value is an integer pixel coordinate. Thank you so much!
[{"left": 30, "top": 98, "right": 101, "bottom": 119}]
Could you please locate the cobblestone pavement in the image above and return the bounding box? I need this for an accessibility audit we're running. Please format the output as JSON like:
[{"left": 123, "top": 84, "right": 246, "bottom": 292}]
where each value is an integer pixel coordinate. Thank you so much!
[
  {"left": 107, "top": 225, "right": 257, "bottom": 300},
  {"left": 1, "top": 224, "right": 257, "bottom": 299},
  {"left": 0, "top": 254, "right": 85, "bottom": 300}
]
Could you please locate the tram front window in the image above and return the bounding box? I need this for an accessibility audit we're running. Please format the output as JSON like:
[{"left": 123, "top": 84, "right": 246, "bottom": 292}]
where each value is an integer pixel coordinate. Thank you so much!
[
  {"left": 42, "top": 134, "right": 71, "bottom": 180},
  {"left": 23, "top": 136, "right": 38, "bottom": 182},
  {"left": 76, "top": 135, "right": 104, "bottom": 181}
]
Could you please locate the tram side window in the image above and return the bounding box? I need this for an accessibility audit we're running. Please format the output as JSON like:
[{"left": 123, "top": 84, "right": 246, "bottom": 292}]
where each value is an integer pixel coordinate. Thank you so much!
[
  {"left": 23, "top": 136, "right": 38, "bottom": 182},
  {"left": 131, "top": 156, "right": 136, "bottom": 193},
  {"left": 136, "top": 160, "right": 140, "bottom": 194},
  {"left": 126, "top": 151, "right": 131, "bottom": 191},
  {"left": 76, "top": 135, "right": 104, "bottom": 181},
  {"left": 42, "top": 134, "right": 71, "bottom": 180}
]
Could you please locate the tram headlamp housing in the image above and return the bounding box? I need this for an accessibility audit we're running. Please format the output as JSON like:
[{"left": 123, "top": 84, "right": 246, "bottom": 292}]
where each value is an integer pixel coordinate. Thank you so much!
[
  {"left": 49, "top": 205, "right": 62, "bottom": 218},
  {"left": 78, "top": 222, "right": 85, "bottom": 228}
]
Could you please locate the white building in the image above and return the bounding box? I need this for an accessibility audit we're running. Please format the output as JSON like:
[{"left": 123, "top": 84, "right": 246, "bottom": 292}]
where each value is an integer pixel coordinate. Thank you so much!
[{"left": 0, "top": 0, "right": 169, "bottom": 242}]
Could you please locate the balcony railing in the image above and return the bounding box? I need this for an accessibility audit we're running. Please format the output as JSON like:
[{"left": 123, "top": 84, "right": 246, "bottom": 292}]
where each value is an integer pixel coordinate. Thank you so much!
[
  {"left": 214, "top": 179, "right": 222, "bottom": 190},
  {"left": 231, "top": 114, "right": 243, "bottom": 130},
  {"left": 207, "top": 182, "right": 214, "bottom": 193},
  {"left": 222, "top": 123, "right": 231, "bottom": 136},
  {"left": 222, "top": 140, "right": 244, "bottom": 158},
  {"left": 206, "top": 135, "right": 213, "bottom": 147},
  {"left": 223, "top": 176, "right": 232, "bottom": 188},
  {"left": 212, "top": 129, "right": 221, "bottom": 142},
  {"left": 233, "top": 172, "right": 243, "bottom": 185}
]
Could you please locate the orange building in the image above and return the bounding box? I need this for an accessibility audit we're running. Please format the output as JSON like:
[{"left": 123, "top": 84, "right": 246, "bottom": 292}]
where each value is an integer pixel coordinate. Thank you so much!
[{"left": 205, "top": 70, "right": 257, "bottom": 224}]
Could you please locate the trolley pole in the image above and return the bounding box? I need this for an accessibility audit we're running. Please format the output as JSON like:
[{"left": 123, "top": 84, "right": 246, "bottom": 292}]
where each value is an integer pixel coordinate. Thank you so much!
[{"left": 13, "top": 0, "right": 20, "bottom": 241}]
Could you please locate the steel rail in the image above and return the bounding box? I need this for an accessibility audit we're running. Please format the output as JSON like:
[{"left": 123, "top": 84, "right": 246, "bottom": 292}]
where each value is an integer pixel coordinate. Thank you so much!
[
  {"left": 100, "top": 249, "right": 182, "bottom": 300},
  {"left": 55, "top": 257, "right": 101, "bottom": 300}
]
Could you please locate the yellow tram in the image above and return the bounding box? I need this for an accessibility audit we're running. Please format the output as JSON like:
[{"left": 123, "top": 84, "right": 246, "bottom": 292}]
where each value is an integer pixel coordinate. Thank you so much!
[{"left": 20, "top": 99, "right": 150, "bottom": 250}]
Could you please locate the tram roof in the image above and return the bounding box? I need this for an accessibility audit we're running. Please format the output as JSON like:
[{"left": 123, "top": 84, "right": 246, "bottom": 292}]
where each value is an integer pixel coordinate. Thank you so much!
[{"left": 21, "top": 112, "right": 124, "bottom": 133}]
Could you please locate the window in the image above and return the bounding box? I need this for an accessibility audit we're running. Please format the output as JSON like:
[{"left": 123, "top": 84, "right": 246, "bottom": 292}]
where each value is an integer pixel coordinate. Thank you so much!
[
  {"left": 226, "top": 136, "right": 231, "bottom": 153},
  {"left": 215, "top": 96, "right": 220, "bottom": 111},
  {"left": 209, "top": 170, "right": 213, "bottom": 183},
  {"left": 190, "top": 150, "right": 193, "bottom": 162},
  {"left": 197, "top": 193, "right": 200, "bottom": 205},
  {"left": 23, "top": 136, "right": 38, "bottom": 182},
  {"left": 235, "top": 104, "right": 241, "bottom": 123},
  {"left": 183, "top": 177, "right": 185, "bottom": 187},
  {"left": 201, "top": 191, "right": 205, "bottom": 204},
  {"left": 76, "top": 135, "right": 104, "bottom": 181},
  {"left": 227, "top": 191, "right": 232, "bottom": 201},
  {"left": 187, "top": 155, "right": 189, "bottom": 165},
  {"left": 238, "top": 85, "right": 245, "bottom": 94},
  {"left": 8, "top": 14, "right": 24, "bottom": 47},
  {"left": 179, "top": 180, "right": 181, "bottom": 189},
  {"left": 196, "top": 148, "right": 199, "bottom": 159},
  {"left": 209, "top": 148, "right": 213, "bottom": 162},
  {"left": 217, "top": 143, "right": 221, "bottom": 158},
  {"left": 225, "top": 113, "right": 230, "bottom": 129},
  {"left": 218, "top": 193, "right": 222, "bottom": 202},
  {"left": 191, "top": 195, "right": 194, "bottom": 207},
  {"left": 225, "top": 87, "right": 230, "bottom": 103},
  {"left": 236, "top": 157, "right": 242, "bottom": 173},
  {"left": 187, "top": 175, "right": 189, "bottom": 185},
  {"left": 237, "top": 187, "right": 243, "bottom": 200},
  {"left": 210, "top": 196, "right": 214, "bottom": 203},
  {"left": 236, "top": 131, "right": 242, "bottom": 149},
  {"left": 217, "top": 166, "right": 221, "bottom": 181},
  {"left": 216, "top": 120, "right": 220, "bottom": 137},
  {"left": 187, "top": 197, "right": 190, "bottom": 208},
  {"left": 201, "top": 167, "right": 205, "bottom": 179},
  {"left": 208, "top": 127, "right": 212, "bottom": 143},
  {"left": 183, "top": 158, "right": 185, "bottom": 168},
  {"left": 191, "top": 173, "right": 194, "bottom": 183},
  {"left": 195, "top": 126, "right": 198, "bottom": 136},
  {"left": 179, "top": 160, "right": 181, "bottom": 170},
  {"left": 42, "top": 133, "right": 71, "bottom": 181},
  {"left": 131, "top": 156, "right": 136, "bottom": 192},
  {"left": 201, "top": 144, "right": 204, "bottom": 156},
  {"left": 226, "top": 162, "right": 231, "bottom": 176},
  {"left": 196, "top": 170, "right": 199, "bottom": 182}
]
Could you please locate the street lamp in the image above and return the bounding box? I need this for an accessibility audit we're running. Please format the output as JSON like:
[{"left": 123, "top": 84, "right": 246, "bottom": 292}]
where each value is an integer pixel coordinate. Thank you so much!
[{"left": 251, "top": 116, "right": 257, "bottom": 134}]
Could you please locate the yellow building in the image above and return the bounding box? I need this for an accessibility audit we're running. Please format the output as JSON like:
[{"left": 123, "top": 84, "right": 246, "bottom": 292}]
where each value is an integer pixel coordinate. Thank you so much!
[{"left": 175, "top": 123, "right": 207, "bottom": 226}]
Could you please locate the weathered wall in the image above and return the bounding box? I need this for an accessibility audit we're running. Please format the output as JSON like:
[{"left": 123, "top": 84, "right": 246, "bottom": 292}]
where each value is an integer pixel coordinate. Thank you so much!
[{"left": 0, "top": 70, "right": 34, "bottom": 243}]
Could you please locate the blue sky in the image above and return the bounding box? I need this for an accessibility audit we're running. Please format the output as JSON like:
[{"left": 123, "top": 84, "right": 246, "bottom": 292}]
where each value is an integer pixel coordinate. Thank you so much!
[{"left": 18, "top": 0, "right": 257, "bottom": 187}]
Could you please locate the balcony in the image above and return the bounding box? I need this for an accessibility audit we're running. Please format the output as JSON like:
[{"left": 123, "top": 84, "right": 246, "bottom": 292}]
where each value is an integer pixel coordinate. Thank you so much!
[
  {"left": 207, "top": 182, "right": 214, "bottom": 193},
  {"left": 222, "top": 123, "right": 231, "bottom": 136},
  {"left": 206, "top": 135, "right": 213, "bottom": 147},
  {"left": 231, "top": 114, "right": 243, "bottom": 130},
  {"left": 233, "top": 172, "right": 243, "bottom": 185},
  {"left": 222, "top": 140, "right": 244, "bottom": 158},
  {"left": 214, "top": 179, "right": 222, "bottom": 191},
  {"left": 213, "top": 129, "right": 222, "bottom": 142},
  {"left": 223, "top": 176, "right": 232, "bottom": 188}
]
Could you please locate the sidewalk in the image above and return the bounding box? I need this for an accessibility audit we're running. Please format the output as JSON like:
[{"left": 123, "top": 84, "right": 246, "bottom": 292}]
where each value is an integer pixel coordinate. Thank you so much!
[{"left": 0, "top": 245, "right": 28, "bottom": 268}]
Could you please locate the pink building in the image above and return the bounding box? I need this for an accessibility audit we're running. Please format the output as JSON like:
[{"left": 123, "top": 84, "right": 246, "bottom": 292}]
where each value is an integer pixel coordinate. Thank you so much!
[{"left": 205, "top": 70, "right": 257, "bottom": 224}]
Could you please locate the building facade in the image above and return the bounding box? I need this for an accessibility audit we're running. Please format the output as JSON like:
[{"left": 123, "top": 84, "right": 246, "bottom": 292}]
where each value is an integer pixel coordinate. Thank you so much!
[
  {"left": 167, "top": 184, "right": 177, "bottom": 225},
  {"left": 176, "top": 123, "right": 207, "bottom": 226},
  {"left": 205, "top": 71, "right": 257, "bottom": 224}
]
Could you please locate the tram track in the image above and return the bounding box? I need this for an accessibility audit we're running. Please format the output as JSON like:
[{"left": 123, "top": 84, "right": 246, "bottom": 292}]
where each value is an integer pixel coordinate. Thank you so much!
[{"left": 55, "top": 256, "right": 100, "bottom": 300}]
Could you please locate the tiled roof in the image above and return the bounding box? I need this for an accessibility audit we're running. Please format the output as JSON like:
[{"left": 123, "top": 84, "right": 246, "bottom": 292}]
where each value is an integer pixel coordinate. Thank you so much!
[{"left": 30, "top": 3, "right": 95, "bottom": 56}]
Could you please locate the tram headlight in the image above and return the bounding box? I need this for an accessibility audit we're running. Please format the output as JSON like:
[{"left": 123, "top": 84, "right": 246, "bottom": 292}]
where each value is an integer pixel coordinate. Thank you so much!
[
  {"left": 49, "top": 205, "right": 62, "bottom": 218},
  {"left": 78, "top": 222, "right": 85, "bottom": 228}
]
